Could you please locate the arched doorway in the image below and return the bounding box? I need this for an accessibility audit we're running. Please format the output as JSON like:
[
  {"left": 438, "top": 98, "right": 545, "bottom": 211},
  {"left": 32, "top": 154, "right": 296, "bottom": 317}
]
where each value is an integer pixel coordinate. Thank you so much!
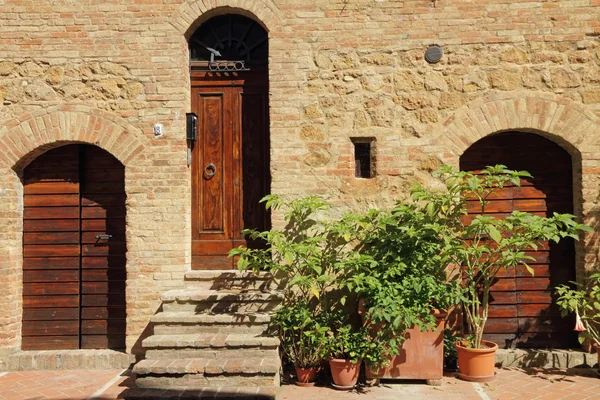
[
  {"left": 22, "top": 144, "right": 126, "bottom": 350},
  {"left": 189, "top": 14, "right": 270, "bottom": 270},
  {"left": 460, "top": 132, "right": 577, "bottom": 349}
]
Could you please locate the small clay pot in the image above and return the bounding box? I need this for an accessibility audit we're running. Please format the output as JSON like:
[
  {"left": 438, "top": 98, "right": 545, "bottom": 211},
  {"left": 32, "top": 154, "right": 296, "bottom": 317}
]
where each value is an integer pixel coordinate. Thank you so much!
[
  {"left": 295, "top": 366, "right": 318, "bottom": 386},
  {"left": 455, "top": 340, "right": 498, "bottom": 382},
  {"left": 329, "top": 359, "right": 361, "bottom": 389}
]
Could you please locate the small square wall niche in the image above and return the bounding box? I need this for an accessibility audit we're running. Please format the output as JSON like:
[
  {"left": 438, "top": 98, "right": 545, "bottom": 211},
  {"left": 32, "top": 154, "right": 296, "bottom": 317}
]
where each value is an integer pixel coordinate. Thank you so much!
[{"left": 351, "top": 137, "right": 376, "bottom": 178}]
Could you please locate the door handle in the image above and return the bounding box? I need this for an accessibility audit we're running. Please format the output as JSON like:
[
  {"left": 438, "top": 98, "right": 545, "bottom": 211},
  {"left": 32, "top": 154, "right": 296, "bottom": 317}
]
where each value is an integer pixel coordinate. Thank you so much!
[
  {"left": 204, "top": 162, "right": 216, "bottom": 178},
  {"left": 95, "top": 234, "right": 113, "bottom": 240}
]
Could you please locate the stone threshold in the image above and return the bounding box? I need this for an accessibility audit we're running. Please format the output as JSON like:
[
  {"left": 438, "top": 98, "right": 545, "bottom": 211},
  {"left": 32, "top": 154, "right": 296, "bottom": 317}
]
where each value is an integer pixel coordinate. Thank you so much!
[
  {"left": 496, "top": 348, "right": 598, "bottom": 369},
  {"left": 0, "top": 349, "right": 134, "bottom": 371}
]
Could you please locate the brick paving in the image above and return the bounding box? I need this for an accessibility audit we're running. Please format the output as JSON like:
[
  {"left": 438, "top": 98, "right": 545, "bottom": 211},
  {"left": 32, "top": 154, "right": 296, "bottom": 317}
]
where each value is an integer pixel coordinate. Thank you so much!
[{"left": 0, "top": 368, "right": 599, "bottom": 399}]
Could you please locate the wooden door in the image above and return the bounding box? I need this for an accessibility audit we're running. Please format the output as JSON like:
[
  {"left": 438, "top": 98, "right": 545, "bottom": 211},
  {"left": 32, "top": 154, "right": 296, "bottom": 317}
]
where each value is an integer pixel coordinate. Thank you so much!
[
  {"left": 191, "top": 73, "right": 270, "bottom": 270},
  {"left": 22, "top": 145, "right": 126, "bottom": 351},
  {"left": 460, "top": 132, "right": 577, "bottom": 348}
]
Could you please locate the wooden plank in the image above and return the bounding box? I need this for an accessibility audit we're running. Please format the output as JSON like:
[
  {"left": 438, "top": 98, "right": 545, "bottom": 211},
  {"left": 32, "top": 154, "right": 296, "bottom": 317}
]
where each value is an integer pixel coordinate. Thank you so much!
[
  {"left": 23, "top": 244, "right": 80, "bottom": 258},
  {"left": 82, "top": 168, "right": 125, "bottom": 182},
  {"left": 81, "top": 243, "right": 126, "bottom": 256},
  {"left": 490, "top": 278, "right": 516, "bottom": 291},
  {"left": 481, "top": 333, "right": 517, "bottom": 348},
  {"left": 512, "top": 186, "right": 548, "bottom": 199},
  {"left": 518, "top": 304, "right": 559, "bottom": 317},
  {"left": 81, "top": 319, "right": 126, "bottom": 334},
  {"left": 21, "top": 336, "right": 79, "bottom": 351},
  {"left": 81, "top": 206, "right": 126, "bottom": 219},
  {"left": 24, "top": 207, "right": 79, "bottom": 220},
  {"left": 81, "top": 219, "right": 125, "bottom": 231},
  {"left": 22, "top": 308, "right": 79, "bottom": 321},
  {"left": 192, "top": 255, "right": 236, "bottom": 270},
  {"left": 192, "top": 240, "right": 242, "bottom": 255},
  {"left": 23, "top": 282, "right": 79, "bottom": 295},
  {"left": 23, "top": 181, "right": 79, "bottom": 195},
  {"left": 23, "top": 169, "right": 79, "bottom": 184},
  {"left": 81, "top": 182, "right": 125, "bottom": 194},
  {"left": 518, "top": 317, "right": 572, "bottom": 333},
  {"left": 81, "top": 306, "right": 126, "bottom": 319},
  {"left": 466, "top": 200, "right": 514, "bottom": 214},
  {"left": 513, "top": 199, "right": 547, "bottom": 212},
  {"left": 82, "top": 269, "right": 127, "bottom": 282},
  {"left": 81, "top": 256, "right": 126, "bottom": 269},
  {"left": 81, "top": 281, "right": 126, "bottom": 294},
  {"left": 81, "top": 195, "right": 127, "bottom": 207},
  {"left": 81, "top": 231, "right": 126, "bottom": 244},
  {"left": 22, "top": 320, "right": 79, "bottom": 336},
  {"left": 487, "top": 305, "right": 518, "bottom": 318},
  {"left": 24, "top": 194, "right": 80, "bottom": 207},
  {"left": 484, "top": 318, "right": 518, "bottom": 333},
  {"left": 23, "top": 269, "right": 79, "bottom": 283},
  {"left": 23, "top": 295, "right": 79, "bottom": 308},
  {"left": 23, "top": 232, "right": 79, "bottom": 245},
  {"left": 80, "top": 335, "right": 125, "bottom": 350},
  {"left": 23, "top": 219, "right": 80, "bottom": 232},
  {"left": 23, "top": 257, "right": 80, "bottom": 270},
  {"left": 488, "top": 291, "right": 517, "bottom": 305},
  {"left": 518, "top": 291, "right": 552, "bottom": 304},
  {"left": 516, "top": 277, "right": 552, "bottom": 291},
  {"left": 81, "top": 294, "right": 126, "bottom": 307}
]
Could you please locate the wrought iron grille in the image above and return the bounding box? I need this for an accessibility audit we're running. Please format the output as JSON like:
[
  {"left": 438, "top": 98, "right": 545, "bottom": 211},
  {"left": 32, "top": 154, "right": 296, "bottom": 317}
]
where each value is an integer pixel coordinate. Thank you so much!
[{"left": 189, "top": 14, "right": 268, "bottom": 71}]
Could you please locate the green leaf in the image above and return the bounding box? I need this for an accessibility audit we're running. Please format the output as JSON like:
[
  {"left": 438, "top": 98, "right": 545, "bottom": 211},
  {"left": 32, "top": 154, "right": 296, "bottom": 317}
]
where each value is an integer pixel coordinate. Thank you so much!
[
  {"left": 310, "top": 285, "right": 320, "bottom": 300},
  {"left": 488, "top": 226, "right": 502, "bottom": 243}
]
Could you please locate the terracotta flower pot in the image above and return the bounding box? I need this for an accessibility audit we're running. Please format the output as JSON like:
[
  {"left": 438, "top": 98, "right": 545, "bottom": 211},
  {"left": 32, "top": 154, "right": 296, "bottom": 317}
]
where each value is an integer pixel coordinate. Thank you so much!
[
  {"left": 329, "top": 359, "right": 361, "bottom": 389},
  {"left": 295, "top": 366, "right": 318, "bottom": 386},
  {"left": 455, "top": 340, "right": 498, "bottom": 382}
]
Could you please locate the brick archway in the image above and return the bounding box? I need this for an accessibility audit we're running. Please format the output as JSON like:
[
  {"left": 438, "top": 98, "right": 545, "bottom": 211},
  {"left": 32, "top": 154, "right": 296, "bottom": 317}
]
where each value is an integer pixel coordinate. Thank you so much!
[
  {"left": 436, "top": 94, "right": 600, "bottom": 283},
  {"left": 0, "top": 105, "right": 145, "bottom": 355},
  {"left": 0, "top": 105, "right": 145, "bottom": 171},
  {"left": 170, "top": 0, "right": 281, "bottom": 37},
  {"left": 437, "top": 95, "right": 599, "bottom": 163}
]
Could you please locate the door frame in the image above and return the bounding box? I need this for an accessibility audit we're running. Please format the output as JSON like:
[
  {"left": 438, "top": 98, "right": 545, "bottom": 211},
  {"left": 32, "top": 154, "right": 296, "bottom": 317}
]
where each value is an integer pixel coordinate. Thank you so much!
[{"left": 190, "top": 70, "right": 270, "bottom": 270}]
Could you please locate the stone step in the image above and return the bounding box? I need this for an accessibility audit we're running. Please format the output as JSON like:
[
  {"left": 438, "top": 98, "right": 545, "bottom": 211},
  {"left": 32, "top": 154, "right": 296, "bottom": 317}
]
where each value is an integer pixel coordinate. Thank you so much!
[
  {"left": 142, "top": 333, "right": 279, "bottom": 359},
  {"left": 161, "top": 289, "right": 283, "bottom": 313},
  {"left": 184, "top": 270, "right": 286, "bottom": 292},
  {"left": 152, "top": 312, "right": 272, "bottom": 335},
  {"left": 125, "top": 386, "right": 278, "bottom": 399},
  {"left": 133, "top": 357, "right": 280, "bottom": 388},
  {"left": 0, "top": 349, "right": 134, "bottom": 371}
]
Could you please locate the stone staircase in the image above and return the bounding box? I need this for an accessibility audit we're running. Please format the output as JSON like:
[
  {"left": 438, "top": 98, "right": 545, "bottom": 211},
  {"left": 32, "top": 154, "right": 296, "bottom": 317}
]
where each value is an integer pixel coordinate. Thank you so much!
[{"left": 127, "top": 270, "right": 284, "bottom": 400}]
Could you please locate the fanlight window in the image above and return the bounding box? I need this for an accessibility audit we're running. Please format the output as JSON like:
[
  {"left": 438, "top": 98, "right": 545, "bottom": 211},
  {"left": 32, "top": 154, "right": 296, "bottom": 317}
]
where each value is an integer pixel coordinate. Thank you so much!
[{"left": 189, "top": 14, "right": 268, "bottom": 70}]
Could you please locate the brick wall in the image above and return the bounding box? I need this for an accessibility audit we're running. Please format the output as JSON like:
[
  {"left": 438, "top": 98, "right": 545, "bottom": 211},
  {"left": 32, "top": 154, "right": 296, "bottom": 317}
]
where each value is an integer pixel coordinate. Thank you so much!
[{"left": 0, "top": 0, "right": 599, "bottom": 355}]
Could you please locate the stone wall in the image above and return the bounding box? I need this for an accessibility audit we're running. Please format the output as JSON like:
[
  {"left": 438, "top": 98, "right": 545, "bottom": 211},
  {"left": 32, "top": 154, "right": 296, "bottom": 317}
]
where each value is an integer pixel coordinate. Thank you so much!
[{"left": 1, "top": 0, "right": 600, "bottom": 356}]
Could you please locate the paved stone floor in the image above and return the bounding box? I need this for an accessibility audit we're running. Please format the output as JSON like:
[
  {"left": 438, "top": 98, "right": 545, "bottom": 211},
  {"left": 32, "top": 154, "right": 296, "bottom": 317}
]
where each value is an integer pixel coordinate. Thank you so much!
[{"left": 1, "top": 367, "right": 600, "bottom": 399}]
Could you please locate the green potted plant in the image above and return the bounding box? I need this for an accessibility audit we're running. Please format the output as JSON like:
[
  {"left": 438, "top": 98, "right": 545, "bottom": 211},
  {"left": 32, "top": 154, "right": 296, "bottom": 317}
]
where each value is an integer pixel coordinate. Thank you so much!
[
  {"left": 270, "top": 302, "right": 328, "bottom": 386},
  {"left": 324, "top": 312, "right": 386, "bottom": 390},
  {"left": 411, "top": 165, "right": 591, "bottom": 382},
  {"left": 229, "top": 195, "right": 357, "bottom": 386},
  {"left": 556, "top": 273, "right": 600, "bottom": 368},
  {"left": 340, "top": 204, "right": 461, "bottom": 383}
]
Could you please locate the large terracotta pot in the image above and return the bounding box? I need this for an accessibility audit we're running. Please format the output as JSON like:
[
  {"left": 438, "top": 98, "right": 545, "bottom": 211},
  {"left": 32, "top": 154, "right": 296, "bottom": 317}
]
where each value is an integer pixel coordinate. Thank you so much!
[
  {"left": 455, "top": 340, "right": 498, "bottom": 382},
  {"left": 359, "top": 299, "right": 446, "bottom": 384},
  {"left": 295, "top": 366, "right": 318, "bottom": 386},
  {"left": 329, "top": 359, "right": 361, "bottom": 389}
]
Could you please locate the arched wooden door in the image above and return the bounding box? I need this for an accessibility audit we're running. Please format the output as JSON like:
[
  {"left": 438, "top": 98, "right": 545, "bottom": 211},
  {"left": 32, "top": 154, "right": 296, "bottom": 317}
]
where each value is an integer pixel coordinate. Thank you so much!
[
  {"left": 22, "top": 145, "right": 126, "bottom": 350},
  {"left": 190, "top": 14, "right": 271, "bottom": 270},
  {"left": 460, "top": 132, "right": 577, "bottom": 348}
]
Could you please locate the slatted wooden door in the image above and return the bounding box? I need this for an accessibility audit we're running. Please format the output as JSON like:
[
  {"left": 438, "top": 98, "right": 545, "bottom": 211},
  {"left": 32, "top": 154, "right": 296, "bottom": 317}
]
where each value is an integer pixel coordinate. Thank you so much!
[
  {"left": 22, "top": 145, "right": 126, "bottom": 351},
  {"left": 191, "top": 73, "right": 270, "bottom": 270},
  {"left": 460, "top": 132, "right": 577, "bottom": 349}
]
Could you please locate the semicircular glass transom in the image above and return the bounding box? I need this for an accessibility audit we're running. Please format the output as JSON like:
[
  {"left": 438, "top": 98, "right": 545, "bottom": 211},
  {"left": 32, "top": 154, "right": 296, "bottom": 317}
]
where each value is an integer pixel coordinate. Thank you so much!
[{"left": 189, "top": 14, "right": 268, "bottom": 69}]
